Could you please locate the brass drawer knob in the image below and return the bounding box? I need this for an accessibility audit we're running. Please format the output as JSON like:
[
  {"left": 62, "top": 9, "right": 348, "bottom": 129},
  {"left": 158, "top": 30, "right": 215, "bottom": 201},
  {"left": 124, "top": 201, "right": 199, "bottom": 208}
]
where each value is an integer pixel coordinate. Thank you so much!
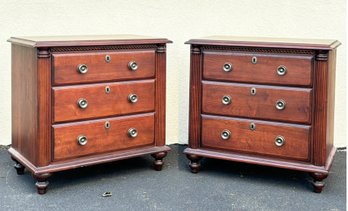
[
  {"left": 277, "top": 65, "right": 287, "bottom": 76},
  {"left": 128, "top": 94, "right": 138, "bottom": 103},
  {"left": 128, "top": 128, "right": 138, "bottom": 138},
  {"left": 128, "top": 61, "right": 138, "bottom": 71},
  {"left": 275, "top": 135, "right": 285, "bottom": 147},
  {"left": 275, "top": 99, "right": 286, "bottom": 110},
  {"left": 221, "top": 129, "right": 231, "bottom": 140},
  {"left": 77, "top": 98, "right": 88, "bottom": 109},
  {"left": 77, "top": 64, "right": 88, "bottom": 74},
  {"left": 222, "top": 95, "right": 232, "bottom": 105},
  {"left": 223, "top": 63, "right": 232, "bottom": 72},
  {"left": 77, "top": 135, "right": 88, "bottom": 146}
]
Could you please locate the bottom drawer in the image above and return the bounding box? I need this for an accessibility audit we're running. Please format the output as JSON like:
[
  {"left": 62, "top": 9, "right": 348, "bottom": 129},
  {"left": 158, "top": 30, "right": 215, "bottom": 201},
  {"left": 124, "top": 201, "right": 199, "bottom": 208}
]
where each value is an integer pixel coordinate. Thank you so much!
[
  {"left": 201, "top": 115, "right": 310, "bottom": 161},
  {"left": 53, "top": 113, "right": 155, "bottom": 161}
]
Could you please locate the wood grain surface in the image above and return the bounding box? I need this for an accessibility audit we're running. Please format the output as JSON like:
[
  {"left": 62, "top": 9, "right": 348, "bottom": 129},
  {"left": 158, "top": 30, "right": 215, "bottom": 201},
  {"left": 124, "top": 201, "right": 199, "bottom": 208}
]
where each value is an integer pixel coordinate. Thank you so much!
[
  {"left": 203, "top": 51, "right": 314, "bottom": 86},
  {"left": 202, "top": 81, "right": 312, "bottom": 124},
  {"left": 53, "top": 113, "right": 155, "bottom": 161},
  {"left": 201, "top": 115, "right": 310, "bottom": 161},
  {"left": 53, "top": 79, "right": 155, "bottom": 122},
  {"left": 53, "top": 50, "right": 155, "bottom": 85}
]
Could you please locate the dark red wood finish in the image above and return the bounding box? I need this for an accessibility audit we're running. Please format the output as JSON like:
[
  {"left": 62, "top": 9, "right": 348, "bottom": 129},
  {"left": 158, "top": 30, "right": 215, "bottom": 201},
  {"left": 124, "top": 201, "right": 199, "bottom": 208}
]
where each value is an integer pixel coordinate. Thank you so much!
[
  {"left": 201, "top": 115, "right": 310, "bottom": 161},
  {"left": 54, "top": 113, "right": 155, "bottom": 161},
  {"left": 203, "top": 51, "right": 313, "bottom": 86},
  {"left": 53, "top": 80, "right": 155, "bottom": 122},
  {"left": 202, "top": 81, "right": 312, "bottom": 124},
  {"left": 8, "top": 35, "right": 172, "bottom": 194},
  {"left": 184, "top": 36, "right": 340, "bottom": 193},
  {"left": 53, "top": 50, "right": 155, "bottom": 85}
]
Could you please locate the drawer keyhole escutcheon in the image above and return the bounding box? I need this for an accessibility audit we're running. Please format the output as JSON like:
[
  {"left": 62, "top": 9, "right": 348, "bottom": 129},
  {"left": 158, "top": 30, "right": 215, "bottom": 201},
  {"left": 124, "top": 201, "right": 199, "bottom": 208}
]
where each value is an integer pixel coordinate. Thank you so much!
[
  {"left": 128, "top": 61, "right": 138, "bottom": 71},
  {"left": 223, "top": 63, "right": 232, "bottom": 72},
  {"left": 250, "top": 87, "right": 257, "bottom": 96},
  {"left": 222, "top": 95, "right": 232, "bottom": 105},
  {"left": 128, "top": 128, "right": 138, "bottom": 138},
  {"left": 77, "top": 98, "right": 88, "bottom": 109},
  {"left": 275, "top": 99, "right": 286, "bottom": 110},
  {"left": 277, "top": 65, "right": 287, "bottom": 76},
  {"left": 105, "top": 121, "right": 111, "bottom": 129},
  {"left": 221, "top": 129, "right": 231, "bottom": 140},
  {"left": 249, "top": 122, "right": 256, "bottom": 131},
  {"left": 275, "top": 135, "right": 285, "bottom": 147},
  {"left": 128, "top": 94, "right": 138, "bottom": 103},
  {"left": 105, "top": 86, "right": 111, "bottom": 94},
  {"left": 105, "top": 55, "right": 111, "bottom": 63},
  {"left": 251, "top": 56, "right": 257, "bottom": 64},
  {"left": 77, "top": 135, "right": 88, "bottom": 146},
  {"left": 77, "top": 64, "right": 88, "bottom": 74}
]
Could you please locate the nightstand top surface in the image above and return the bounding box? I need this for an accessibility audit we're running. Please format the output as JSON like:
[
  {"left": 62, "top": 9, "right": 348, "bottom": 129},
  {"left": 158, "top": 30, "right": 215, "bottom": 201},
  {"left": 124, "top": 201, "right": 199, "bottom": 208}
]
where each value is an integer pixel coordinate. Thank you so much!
[
  {"left": 186, "top": 36, "right": 340, "bottom": 50},
  {"left": 8, "top": 34, "right": 172, "bottom": 47}
]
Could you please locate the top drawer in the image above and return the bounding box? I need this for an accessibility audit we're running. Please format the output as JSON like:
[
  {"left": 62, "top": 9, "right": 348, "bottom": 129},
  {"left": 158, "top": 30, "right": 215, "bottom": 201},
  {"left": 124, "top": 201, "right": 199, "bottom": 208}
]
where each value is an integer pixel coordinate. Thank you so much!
[
  {"left": 53, "top": 50, "right": 155, "bottom": 85},
  {"left": 203, "top": 51, "right": 314, "bottom": 86}
]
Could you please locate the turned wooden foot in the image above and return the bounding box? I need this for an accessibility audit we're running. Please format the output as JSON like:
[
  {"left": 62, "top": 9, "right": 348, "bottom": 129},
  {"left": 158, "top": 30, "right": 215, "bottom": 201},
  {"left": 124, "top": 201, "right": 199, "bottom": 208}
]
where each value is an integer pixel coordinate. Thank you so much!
[
  {"left": 151, "top": 151, "right": 168, "bottom": 171},
  {"left": 186, "top": 154, "right": 202, "bottom": 173},
  {"left": 33, "top": 173, "right": 52, "bottom": 194},
  {"left": 11, "top": 157, "right": 25, "bottom": 175},
  {"left": 310, "top": 172, "right": 328, "bottom": 193}
]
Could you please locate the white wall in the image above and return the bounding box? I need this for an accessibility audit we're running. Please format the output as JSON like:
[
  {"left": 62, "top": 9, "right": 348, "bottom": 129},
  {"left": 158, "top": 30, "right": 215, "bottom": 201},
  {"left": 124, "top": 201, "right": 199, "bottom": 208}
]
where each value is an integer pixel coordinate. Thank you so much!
[{"left": 0, "top": 0, "right": 346, "bottom": 147}]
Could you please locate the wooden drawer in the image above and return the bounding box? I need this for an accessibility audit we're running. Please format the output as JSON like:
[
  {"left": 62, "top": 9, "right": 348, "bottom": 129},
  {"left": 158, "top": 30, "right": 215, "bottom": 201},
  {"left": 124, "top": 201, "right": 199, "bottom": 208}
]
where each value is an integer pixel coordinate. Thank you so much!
[
  {"left": 53, "top": 113, "right": 155, "bottom": 161},
  {"left": 203, "top": 51, "right": 314, "bottom": 86},
  {"left": 201, "top": 115, "right": 310, "bottom": 161},
  {"left": 53, "top": 80, "right": 154, "bottom": 123},
  {"left": 53, "top": 50, "right": 155, "bottom": 85},
  {"left": 202, "top": 81, "right": 312, "bottom": 124}
]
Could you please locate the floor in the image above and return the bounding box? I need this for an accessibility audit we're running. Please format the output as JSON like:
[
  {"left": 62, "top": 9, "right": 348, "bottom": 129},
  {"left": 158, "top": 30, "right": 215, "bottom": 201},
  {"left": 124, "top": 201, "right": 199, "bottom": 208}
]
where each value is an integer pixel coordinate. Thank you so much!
[{"left": 0, "top": 145, "right": 345, "bottom": 211}]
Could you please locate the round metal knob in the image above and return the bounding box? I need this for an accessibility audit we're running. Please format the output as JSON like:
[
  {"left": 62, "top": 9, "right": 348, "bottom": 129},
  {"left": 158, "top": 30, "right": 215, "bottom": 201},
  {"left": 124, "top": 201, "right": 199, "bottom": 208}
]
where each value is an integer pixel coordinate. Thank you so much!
[
  {"left": 128, "top": 61, "right": 138, "bottom": 71},
  {"left": 221, "top": 129, "right": 231, "bottom": 140},
  {"left": 128, "top": 94, "right": 138, "bottom": 103},
  {"left": 77, "top": 98, "right": 88, "bottom": 109},
  {"left": 77, "top": 135, "right": 88, "bottom": 146},
  {"left": 275, "top": 99, "right": 286, "bottom": 110},
  {"left": 275, "top": 135, "right": 285, "bottom": 147},
  {"left": 128, "top": 128, "right": 138, "bottom": 138},
  {"left": 77, "top": 64, "right": 88, "bottom": 74},
  {"left": 222, "top": 95, "right": 231, "bottom": 105},
  {"left": 223, "top": 63, "right": 232, "bottom": 72},
  {"left": 277, "top": 65, "right": 287, "bottom": 76}
]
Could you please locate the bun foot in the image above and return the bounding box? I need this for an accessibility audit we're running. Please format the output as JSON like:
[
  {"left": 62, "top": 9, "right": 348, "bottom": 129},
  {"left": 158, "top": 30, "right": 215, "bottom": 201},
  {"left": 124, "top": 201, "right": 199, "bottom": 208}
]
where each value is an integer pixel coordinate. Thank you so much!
[
  {"left": 310, "top": 172, "right": 328, "bottom": 193},
  {"left": 151, "top": 151, "right": 168, "bottom": 171},
  {"left": 33, "top": 173, "right": 52, "bottom": 195},
  {"left": 186, "top": 154, "right": 202, "bottom": 173}
]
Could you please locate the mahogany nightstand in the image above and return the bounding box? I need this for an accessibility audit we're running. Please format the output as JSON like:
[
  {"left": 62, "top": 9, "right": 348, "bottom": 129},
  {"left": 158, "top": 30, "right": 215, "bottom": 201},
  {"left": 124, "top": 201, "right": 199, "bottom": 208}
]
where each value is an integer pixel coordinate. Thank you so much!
[{"left": 9, "top": 35, "right": 172, "bottom": 194}]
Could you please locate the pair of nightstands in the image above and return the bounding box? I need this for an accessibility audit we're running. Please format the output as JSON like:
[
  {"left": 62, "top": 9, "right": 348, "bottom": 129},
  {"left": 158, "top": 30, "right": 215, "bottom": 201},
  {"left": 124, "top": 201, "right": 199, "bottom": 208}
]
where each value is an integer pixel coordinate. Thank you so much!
[{"left": 8, "top": 35, "right": 340, "bottom": 194}]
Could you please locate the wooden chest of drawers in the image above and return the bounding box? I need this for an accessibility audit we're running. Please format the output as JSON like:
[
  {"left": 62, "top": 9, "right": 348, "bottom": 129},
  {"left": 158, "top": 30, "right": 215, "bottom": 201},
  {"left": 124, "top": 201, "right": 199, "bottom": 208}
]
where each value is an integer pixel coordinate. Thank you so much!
[
  {"left": 8, "top": 35, "right": 171, "bottom": 194},
  {"left": 184, "top": 36, "right": 340, "bottom": 193}
]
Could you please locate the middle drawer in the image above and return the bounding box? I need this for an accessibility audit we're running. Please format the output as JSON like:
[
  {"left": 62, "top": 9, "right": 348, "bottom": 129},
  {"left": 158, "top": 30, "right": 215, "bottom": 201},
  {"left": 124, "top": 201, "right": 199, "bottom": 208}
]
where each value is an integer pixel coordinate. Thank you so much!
[
  {"left": 202, "top": 81, "right": 312, "bottom": 124},
  {"left": 53, "top": 80, "right": 155, "bottom": 123}
]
